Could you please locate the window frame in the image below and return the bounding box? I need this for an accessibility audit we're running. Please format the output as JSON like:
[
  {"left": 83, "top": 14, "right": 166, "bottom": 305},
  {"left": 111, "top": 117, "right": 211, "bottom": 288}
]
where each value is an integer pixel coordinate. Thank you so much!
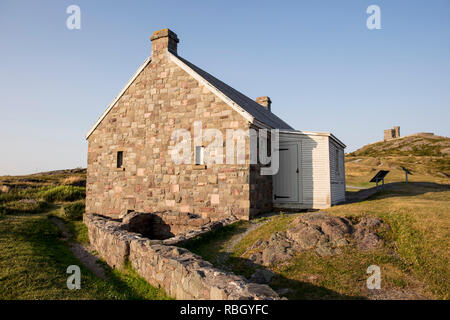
[
  {"left": 117, "top": 151, "right": 124, "bottom": 169},
  {"left": 195, "top": 146, "right": 204, "bottom": 165}
]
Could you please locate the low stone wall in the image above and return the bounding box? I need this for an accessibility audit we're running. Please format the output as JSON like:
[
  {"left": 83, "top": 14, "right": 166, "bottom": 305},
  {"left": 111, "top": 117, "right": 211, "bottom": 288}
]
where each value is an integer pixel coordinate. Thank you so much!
[
  {"left": 83, "top": 213, "right": 279, "bottom": 300},
  {"left": 83, "top": 214, "right": 142, "bottom": 269},
  {"left": 130, "top": 239, "right": 278, "bottom": 300}
]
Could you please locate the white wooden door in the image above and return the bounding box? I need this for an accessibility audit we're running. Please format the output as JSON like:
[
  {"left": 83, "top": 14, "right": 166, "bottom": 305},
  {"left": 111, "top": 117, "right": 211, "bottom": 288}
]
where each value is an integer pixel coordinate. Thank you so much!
[{"left": 273, "top": 143, "right": 300, "bottom": 203}]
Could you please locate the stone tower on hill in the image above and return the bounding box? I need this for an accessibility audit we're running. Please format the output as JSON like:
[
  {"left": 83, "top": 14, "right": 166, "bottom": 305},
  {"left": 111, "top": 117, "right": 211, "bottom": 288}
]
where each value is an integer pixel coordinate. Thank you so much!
[{"left": 384, "top": 126, "right": 400, "bottom": 141}]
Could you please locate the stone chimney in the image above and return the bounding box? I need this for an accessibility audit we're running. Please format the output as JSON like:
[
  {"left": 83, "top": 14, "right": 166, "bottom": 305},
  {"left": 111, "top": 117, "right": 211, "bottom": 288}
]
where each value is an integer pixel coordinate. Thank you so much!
[
  {"left": 256, "top": 96, "right": 272, "bottom": 112},
  {"left": 150, "top": 28, "right": 179, "bottom": 58}
]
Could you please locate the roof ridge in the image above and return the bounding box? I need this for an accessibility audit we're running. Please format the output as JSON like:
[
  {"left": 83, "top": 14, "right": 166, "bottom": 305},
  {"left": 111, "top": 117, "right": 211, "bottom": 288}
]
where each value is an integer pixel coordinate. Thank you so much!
[{"left": 169, "top": 52, "right": 294, "bottom": 130}]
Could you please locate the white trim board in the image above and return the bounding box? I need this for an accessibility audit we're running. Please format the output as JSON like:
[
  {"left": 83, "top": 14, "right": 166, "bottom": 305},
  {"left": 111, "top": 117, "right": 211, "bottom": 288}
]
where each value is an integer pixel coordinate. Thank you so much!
[{"left": 279, "top": 130, "right": 346, "bottom": 148}]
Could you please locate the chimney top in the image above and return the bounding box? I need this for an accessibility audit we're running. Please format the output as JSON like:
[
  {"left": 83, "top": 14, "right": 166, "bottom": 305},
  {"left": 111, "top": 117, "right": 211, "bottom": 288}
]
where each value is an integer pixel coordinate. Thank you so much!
[
  {"left": 256, "top": 96, "right": 272, "bottom": 112},
  {"left": 150, "top": 28, "right": 179, "bottom": 56}
]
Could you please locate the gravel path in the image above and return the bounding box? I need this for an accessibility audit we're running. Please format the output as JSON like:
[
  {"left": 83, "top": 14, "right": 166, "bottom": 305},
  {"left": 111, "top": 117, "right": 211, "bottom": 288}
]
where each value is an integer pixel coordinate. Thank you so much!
[
  {"left": 50, "top": 216, "right": 106, "bottom": 279},
  {"left": 216, "top": 219, "right": 268, "bottom": 269}
]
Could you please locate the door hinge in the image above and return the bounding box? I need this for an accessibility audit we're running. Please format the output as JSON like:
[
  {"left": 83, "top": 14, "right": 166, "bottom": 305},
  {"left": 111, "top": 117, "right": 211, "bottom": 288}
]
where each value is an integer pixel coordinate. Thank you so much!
[{"left": 274, "top": 194, "right": 290, "bottom": 199}]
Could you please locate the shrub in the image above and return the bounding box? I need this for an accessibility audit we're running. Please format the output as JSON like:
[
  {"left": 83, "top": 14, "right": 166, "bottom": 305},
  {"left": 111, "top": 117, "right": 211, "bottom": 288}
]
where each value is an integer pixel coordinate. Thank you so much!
[
  {"left": 1, "top": 199, "right": 49, "bottom": 215},
  {"left": 62, "top": 176, "right": 86, "bottom": 187},
  {"left": 63, "top": 201, "right": 85, "bottom": 221},
  {"left": 39, "top": 186, "right": 85, "bottom": 203}
]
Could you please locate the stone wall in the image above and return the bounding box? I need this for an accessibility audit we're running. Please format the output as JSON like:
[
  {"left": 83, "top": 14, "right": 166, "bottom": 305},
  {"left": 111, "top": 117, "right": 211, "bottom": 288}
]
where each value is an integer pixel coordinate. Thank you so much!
[
  {"left": 84, "top": 214, "right": 138, "bottom": 269},
  {"left": 84, "top": 213, "right": 279, "bottom": 300}
]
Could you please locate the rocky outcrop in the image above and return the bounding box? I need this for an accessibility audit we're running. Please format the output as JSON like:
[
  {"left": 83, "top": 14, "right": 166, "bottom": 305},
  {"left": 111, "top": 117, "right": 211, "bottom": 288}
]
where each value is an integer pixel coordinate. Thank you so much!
[
  {"left": 353, "top": 217, "right": 386, "bottom": 250},
  {"left": 84, "top": 213, "right": 278, "bottom": 300},
  {"left": 249, "top": 269, "right": 275, "bottom": 284},
  {"left": 247, "top": 213, "right": 387, "bottom": 266}
]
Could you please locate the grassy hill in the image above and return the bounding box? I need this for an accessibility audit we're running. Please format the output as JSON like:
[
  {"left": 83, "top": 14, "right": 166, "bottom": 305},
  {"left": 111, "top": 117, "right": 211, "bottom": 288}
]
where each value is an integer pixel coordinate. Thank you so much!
[
  {"left": 348, "top": 133, "right": 450, "bottom": 158},
  {"left": 345, "top": 134, "right": 450, "bottom": 188}
]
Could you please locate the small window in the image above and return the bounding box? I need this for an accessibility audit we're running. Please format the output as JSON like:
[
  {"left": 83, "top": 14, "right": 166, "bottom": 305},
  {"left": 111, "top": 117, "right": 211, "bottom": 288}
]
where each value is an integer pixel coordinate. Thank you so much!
[
  {"left": 117, "top": 151, "right": 123, "bottom": 168},
  {"left": 195, "top": 146, "right": 204, "bottom": 165}
]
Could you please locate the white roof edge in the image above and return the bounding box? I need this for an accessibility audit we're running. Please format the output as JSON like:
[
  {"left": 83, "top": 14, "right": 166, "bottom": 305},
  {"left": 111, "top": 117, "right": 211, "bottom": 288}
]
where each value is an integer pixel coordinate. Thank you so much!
[
  {"left": 85, "top": 57, "right": 152, "bottom": 140},
  {"left": 168, "top": 52, "right": 255, "bottom": 124},
  {"left": 279, "top": 130, "right": 346, "bottom": 148}
]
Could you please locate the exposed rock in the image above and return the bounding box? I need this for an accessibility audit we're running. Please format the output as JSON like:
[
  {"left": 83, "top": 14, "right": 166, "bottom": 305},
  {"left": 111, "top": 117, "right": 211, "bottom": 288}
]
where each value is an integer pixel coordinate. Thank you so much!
[
  {"left": 247, "top": 212, "right": 388, "bottom": 266},
  {"left": 276, "top": 288, "right": 292, "bottom": 296},
  {"left": 249, "top": 269, "right": 275, "bottom": 284},
  {"left": 353, "top": 217, "right": 386, "bottom": 250},
  {"left": 19, "top": 198, "right": 38, "bottom": 204}
]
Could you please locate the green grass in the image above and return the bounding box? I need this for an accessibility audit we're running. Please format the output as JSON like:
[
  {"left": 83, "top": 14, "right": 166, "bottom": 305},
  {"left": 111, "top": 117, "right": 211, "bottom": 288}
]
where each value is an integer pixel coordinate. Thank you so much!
[
  {"left": 0, "top": 199, "right": 49, "bottom": 215},
  {"left": 48, "top": 205, "right": 89, "bottom": 244},
  {"left": 327, "top": 187, "right": 450, "bottom": 299},
  {"left": 181, "top": 214, "right": 302, "bottom": 279},
  {"left": 272, "top": 247, "right": 418, "bottom": 299},
  {"left": 233, "top": 214, "right": 298, "bottom": 257},
  {"left": 63, "top": 200, "right": 85, "bottom": 221},
  {"left": 0, "top": 211, "right": 170, "bottom": 300},
  {"left": 181, "top": 220, "right": 251, "bottom": 265},
  {"left": 39, "top": 186, "right": 85, "bottom": 203},
  {"left": 0, "top": 170, "right": 172, "bottom": 300}
]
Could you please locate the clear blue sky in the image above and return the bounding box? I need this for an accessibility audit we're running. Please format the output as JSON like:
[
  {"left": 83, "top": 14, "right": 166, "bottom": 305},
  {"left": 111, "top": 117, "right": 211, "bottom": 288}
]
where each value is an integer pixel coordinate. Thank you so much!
[{"left": 0, "top": 0, "right": 449, "bottom": 175}]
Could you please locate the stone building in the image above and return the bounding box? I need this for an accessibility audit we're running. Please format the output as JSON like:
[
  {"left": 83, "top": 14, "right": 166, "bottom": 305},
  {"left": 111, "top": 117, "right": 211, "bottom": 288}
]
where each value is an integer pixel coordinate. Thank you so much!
[
  {"left": 384, "top": 126, "right": 401, "bottom": 140},
  {"left": 85, "top": 28, "right": 346, "bottom": 221}
]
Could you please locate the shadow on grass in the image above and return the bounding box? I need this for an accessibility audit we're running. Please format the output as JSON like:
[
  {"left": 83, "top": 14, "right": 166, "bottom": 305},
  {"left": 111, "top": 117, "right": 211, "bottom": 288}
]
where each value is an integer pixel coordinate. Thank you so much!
[
  {"left": 345, "top": 181, "right": 450, "bottom": 204},
  {"left": 6, "top": 213, "right": 167, "bottom": 299},
  {"left": 229, "top": 255, "right": 366, "bottom": 300}
]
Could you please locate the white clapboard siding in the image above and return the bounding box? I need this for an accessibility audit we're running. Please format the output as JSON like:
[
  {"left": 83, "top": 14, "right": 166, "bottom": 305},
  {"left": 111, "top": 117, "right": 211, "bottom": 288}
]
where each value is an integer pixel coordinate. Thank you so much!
[
  {"left": 329, "top": 139, "right": 346, "bottom": 204},
  {"left": 301, "top": 135, "right": 331, "bottom": 207},
  {"left": 275, "top": 131, "right": 346, "bottom": 210}
]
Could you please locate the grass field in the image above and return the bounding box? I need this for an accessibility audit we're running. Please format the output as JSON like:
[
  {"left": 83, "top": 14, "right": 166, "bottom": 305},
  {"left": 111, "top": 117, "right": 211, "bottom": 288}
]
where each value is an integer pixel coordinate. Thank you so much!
[{"left": 0, "top": 171, "right": 169, "bottom": 300}]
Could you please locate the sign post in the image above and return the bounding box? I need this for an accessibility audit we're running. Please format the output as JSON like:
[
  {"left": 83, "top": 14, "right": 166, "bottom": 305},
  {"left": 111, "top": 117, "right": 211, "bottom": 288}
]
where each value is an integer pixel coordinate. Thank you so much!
[{"left": 370, "top": 170, "right": 390, "bottom": 190}]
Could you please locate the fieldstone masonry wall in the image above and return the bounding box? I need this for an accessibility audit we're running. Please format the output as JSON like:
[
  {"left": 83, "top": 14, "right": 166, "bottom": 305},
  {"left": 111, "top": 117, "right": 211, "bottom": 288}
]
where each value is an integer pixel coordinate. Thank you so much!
[
  {"left": 84, "top": 213, "right": 279, "bottom": 300},
  {"left": 84, "top": 214, "right": 138, "bottom": 269}
]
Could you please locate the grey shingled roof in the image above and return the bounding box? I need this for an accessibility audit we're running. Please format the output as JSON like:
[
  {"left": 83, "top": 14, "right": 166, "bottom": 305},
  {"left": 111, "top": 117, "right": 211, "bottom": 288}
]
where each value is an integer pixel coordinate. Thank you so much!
[{"left": 174, "top": 54, "right": 294, "bottom": 130}]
